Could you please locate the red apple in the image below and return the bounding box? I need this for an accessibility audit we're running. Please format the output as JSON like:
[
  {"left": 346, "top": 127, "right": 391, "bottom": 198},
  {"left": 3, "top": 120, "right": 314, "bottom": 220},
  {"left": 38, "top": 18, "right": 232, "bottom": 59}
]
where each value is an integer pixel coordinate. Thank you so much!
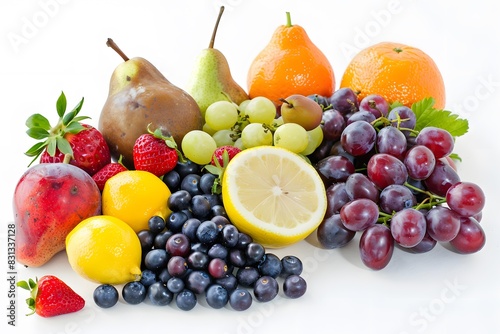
[{"left": 13, "top": 163, "right": 101, "bottom": 267}]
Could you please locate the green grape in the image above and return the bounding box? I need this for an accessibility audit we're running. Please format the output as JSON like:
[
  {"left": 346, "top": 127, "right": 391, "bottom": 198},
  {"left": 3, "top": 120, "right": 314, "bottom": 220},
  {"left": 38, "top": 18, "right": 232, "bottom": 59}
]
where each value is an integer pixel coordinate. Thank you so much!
[
  {"left": 239, "top": 99, "right": 251, "bottom": 114},
  {"left": 212, "top": 129, "right": 238, "bottom": 147},
  {"left": 203, "top": 122, "right": 216, "bottom": 136},
  {"left": 241, "top": 123, "right": 273, "bottom": 148},
  {"left": 245, "top": 97, "right": 277, "bottom": 124},
  {"left": 301, "top": 125, "right": 324, "bottom": 155},
  {"left": 234, "top": 137, "right": 245, "bottom": 150},
  {"left": 205, "top": 101, "right": 239, "bottom": 131},
  {"left": 273, "top": 123, "right": 308, "bottom": 154},
  {"left": 181, "top": 130, "right": 217, "bottom": 165},
  {"left": 271, "top": 116, "right": 284, "bottom": 128}
]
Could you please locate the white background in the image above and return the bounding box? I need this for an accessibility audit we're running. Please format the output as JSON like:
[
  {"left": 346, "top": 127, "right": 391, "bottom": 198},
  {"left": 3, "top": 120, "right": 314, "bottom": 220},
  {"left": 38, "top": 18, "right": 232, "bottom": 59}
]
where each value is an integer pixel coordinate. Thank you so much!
[{"left": 1, "top": 0, "right": 500, "bottom": 333}]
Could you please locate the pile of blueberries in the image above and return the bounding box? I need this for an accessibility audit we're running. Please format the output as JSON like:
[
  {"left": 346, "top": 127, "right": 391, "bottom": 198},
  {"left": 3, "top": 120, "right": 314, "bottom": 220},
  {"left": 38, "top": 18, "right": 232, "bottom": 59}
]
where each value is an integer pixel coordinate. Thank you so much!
[{"left": 93, "top": 160, "right": 307, "bottom": 311}]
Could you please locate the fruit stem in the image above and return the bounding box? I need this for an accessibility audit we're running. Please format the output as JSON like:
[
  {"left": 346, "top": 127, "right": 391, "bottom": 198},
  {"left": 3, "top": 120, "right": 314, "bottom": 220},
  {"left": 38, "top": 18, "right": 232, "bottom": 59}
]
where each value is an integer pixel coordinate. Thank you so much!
[
  {"left": 106, "top": 38, "right": 130, "bottom": 62},
  {"left": 209, "top": 6, "right": 225, "bottom": 49},
  {"left": 279, "top": 98, "right": 291, "bottom": 106},
  {"left": 63, "top": 153, "right": 73, "bottom": 164},
  {"left": 286, "top": 12, "right": 292, "bottom": 27}
]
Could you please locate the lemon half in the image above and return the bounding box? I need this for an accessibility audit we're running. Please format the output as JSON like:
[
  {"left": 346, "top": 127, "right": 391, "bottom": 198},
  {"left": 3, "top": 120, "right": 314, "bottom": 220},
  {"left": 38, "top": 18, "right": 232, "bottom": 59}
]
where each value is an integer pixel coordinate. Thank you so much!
[{"left": 222, "top": 146, "right": 327, "bottom": 248}]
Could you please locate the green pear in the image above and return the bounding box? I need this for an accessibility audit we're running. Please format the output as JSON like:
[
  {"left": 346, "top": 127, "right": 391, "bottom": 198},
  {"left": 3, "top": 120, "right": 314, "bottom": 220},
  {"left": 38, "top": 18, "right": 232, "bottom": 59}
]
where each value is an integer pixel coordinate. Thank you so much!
[
  {"left": 185, "top": 6, "right": 249, "bottom": 117},
  {"left": 99, "top": 39, "right": 203, "bottom": 168}
]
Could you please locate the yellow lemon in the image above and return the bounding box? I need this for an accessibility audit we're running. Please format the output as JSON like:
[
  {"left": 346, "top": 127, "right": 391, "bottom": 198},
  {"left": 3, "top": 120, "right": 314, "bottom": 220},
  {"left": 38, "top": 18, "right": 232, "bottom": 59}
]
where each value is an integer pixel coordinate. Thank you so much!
[
  {"left": 102, "top": 170, "right": 171, "bottom": 233},
  {"left": 222, "top": 146, "right": 327, "bottom": 248},
  {"left": 66, "top": 215, "right": 142, "bottom": 284}
]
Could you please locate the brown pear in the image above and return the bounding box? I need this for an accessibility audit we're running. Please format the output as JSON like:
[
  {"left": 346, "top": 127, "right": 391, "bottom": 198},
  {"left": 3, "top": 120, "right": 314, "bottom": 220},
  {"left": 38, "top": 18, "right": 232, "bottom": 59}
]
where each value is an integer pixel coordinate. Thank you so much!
[{"left": 98, "top": 38, "right": 203, "bottom": 168}]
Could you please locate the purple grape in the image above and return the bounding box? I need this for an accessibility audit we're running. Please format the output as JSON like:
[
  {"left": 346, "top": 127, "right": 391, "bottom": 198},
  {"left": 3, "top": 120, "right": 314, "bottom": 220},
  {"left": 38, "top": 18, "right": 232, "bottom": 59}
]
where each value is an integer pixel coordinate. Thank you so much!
[
  {"left": 359, "top": 94, "right": 389, "bottom": 118},
  {"left": 376, "top": 126, "right": 407, "bottom": 160},
  {"left": 325, "top": 182, "right": 350, "bottom": 217},
  {"left": 388, "top": 106, "right": 416, "bottom": 137},
  {"left": 315, "top": 155, "right": 355, "bottom": 186},
  {"left": 424, "top": 159, "right": 460, "bottom": 196},
  {"left": 416, "top": 126, "right": 454, "bottom": 159},
  {"left": 404, "top": 145, "right": 436, "bottom": 180},
  {"left": 449, "top": 217, "right": 486, "bottom": 254},
  {"left": 322, "top": 109, "right": 346, "bottom": 141},
  {"left": 407, "top": 231, "right": 437, "bottom": 253},
  {"left": 390, "top": 208, "right": 426, "bottom": 248},
  {"left": 345, "top": 173, "right": 379, "bottom": 202},
  {"left": 329, "top": 87, "right": 359, "bottom": 115},
  {"left": 446, "top": 182, "right": 485, "bottom": 217},
  {"left": 340, "top": 198, "right": 379, "bottom": 232},
  {"left": 379, "top": 184, "right": 416, "bottom": 214},
  {"left": 346, "top": 110, "right": 376, "bottom": 125},
  {"left": 317, "top": 214, "right": 356, "bottom": 249},
  {"left": 367, "top": 153, "right": 408, "bottom": 189},
  {"left": 359, "top": 224, "right": 394, "bottom": 270},
  {"left": 341, "top": 120, "right": 377, "bottom": 156},
  {"left": 425, "top": 206, "right": 461, "bottom": 242}
]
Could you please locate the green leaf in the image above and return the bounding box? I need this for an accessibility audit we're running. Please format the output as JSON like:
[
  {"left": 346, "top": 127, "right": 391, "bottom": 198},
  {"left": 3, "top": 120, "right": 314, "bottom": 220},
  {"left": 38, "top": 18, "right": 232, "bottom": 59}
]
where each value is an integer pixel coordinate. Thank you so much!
[
  {"left": 412, "top": 97, "right": 469, "bottom": 137},
  {"left": 16, "top": 281, "right": 30, "bottom": 290},
  {"left": 56, "top": 137, "right": 73, "bottom": 156},
  {"left": 204, "top": 164, "right": 221, "bottom": 176},
  {"left": 70, "top": 97, "right": 85, "bottom": 115},
  {"left": 24, "top": 142, "right": 47, "bottom": 157},
  {"left": 65, "top": 122, "right": 85, "bottom": 134},
  {"left": 25, "top": 113, "right": 51, "bottom": 130},
  {"left": 46, "top": 137, "right": 57, "bottom": 156},
  {"left": 62, "top": 109, "right": 76, "bottom": 126},
  {"left": 26, "top": 127, "right": 49, "bottom": 140},
  {"left": 56, "top": 91, "right": 67, "bottom": 118},
  {"left": 72, "top": 115, "right": 91, "bottom": 123}
]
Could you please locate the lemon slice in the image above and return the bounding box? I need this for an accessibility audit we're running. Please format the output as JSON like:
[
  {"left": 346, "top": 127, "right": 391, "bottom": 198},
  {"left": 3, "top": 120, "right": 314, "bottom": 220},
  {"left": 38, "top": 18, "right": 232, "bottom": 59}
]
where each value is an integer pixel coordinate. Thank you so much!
[{"left": 222, "top": 146, "right": 327, "bottom": 248}]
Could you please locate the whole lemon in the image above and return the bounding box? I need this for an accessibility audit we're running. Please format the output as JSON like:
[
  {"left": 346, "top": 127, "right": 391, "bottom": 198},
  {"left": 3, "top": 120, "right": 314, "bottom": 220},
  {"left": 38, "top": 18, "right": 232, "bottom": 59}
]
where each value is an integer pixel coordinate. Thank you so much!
[
  {"left": 66, "top": 215, "right": 142, "bottom": 284},
  {"left": 102, "top": 170, "right": 171, "bottom": 233}
]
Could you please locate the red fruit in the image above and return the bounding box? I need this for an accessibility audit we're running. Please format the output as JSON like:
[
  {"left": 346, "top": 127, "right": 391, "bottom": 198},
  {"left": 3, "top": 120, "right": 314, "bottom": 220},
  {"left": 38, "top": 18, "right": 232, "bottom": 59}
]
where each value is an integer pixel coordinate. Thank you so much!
[
  {"left": 133, "top": 126, "right": 181, "bottom": 177},
  {"left": 210, "top": 146, "right": 242, "bottom": 167},
  {"left": 25, "top": 91, "right": 111, "bottom": 176},
  {"left": 13, "top": 163, "right": 101, "bottom": 267},
  {"left": 92, "top": 160, "right": 128, "bottom": 191},
  {"left": 17, "top": 276, "right": 85, "bottom": 317}
]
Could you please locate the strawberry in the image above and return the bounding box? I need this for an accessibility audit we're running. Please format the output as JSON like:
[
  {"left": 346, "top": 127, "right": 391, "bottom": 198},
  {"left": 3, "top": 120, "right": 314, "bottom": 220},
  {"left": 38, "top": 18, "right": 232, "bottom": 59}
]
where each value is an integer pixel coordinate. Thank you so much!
[
  {"left": 25, "top": 91, "right": 111, "bottom": 176},
  {"left": 210, "top": 145, "right": 242, "bottom": 167},
  {"left": 92, "top": 156, "right": 128, "bottom": 191},
  {"left": 17, "top": 275, "right": 85, "bottom": 317},
  {"left": 205, "top": 145, "right": 242, "bottom": 194},
  {"left": 133, "top": 124, "right": 183, "bottom": 177}
]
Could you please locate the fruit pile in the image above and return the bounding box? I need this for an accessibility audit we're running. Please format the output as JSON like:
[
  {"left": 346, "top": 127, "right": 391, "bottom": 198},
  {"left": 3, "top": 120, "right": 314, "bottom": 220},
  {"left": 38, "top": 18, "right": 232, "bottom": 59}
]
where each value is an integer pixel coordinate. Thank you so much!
[{"left": 13, "top": 7, "right": 487, "bottom": 318}]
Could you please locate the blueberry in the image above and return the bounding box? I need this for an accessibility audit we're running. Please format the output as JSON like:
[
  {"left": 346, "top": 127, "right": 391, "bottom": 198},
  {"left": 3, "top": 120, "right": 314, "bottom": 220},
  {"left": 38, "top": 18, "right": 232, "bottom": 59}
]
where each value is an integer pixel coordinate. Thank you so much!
[
  {"left": 245, "top": 242, "right": 265, "bottom": 265},
  {"left": 215, "top": 274, "right": 238, "bottom": 293},
  {"left": 283, "top": 275, "right": 307, "bottom": 299},
  {"left": 258, "top": 253, "right": 282, "bottom": 278},
  {"left": 166, "top": 233, "right": 191, "bottom": 257},
  {"left": 140, "top": 269, "right": 158, "bottom": 288},
  {"left": 144, "top": 249, "right": 169, "bottom": 272},
  {"left": 211, "top": 215, "right": 230, "bottom": 232},
  {"left": 175, "top": 160, "right": 200, "bottom": 179},
  {"left": 137, "top": 230, "right": 154, "bottom": 253},
  {"left": 185, "top": 270, "right": 212, "bottom": 294},
  {"left": 196, "top": 220, "right": 219, "bottom": 245},
  {"left": 190, "top": 195, "right": 211, "bottom": 219},
  {"left": 182, "top": 218, "right": 201, "bottom": 242},
  {"left": 235, "top": 233, "right": 253, "bottom": 249},
  {"left": 166, "top": 277, "right": 185, "bottom": 294},
  {"left": 229, "top": 288, "right": 253, "bottom": 311},
  {"left": 208, "top": 243, "right": 228, "bottom": 259},
  {"left": 176, "top": 289, "right": 197, "bottom": 311},
  {"left": 204, "top": 193, "right": 223, "bottom": 208},
  {"left": 211, "top": 204, "right": 227, "bottom": 218},
  {"left": 167, "top": 190, "right": 192, "bottom": 212},
  {"left": 280, "top": 255, "right": 303, "bottom": 277},
  {"left": 148, "top": 215, "right": 166, "bottom": 235},
  {"left": 208, "top": 258, "right": 229, "bottom": 279},
  {"left": 236, "top": 266, "right": 260, "bottom": 287},
  {"left": 205, "top": 284, "right": 229, "bottom": 309},
  {"left": 122, "top": 281, "right": 147, "bottom": 305},
  {"left": 167, "top": 255, "right": 189, "bottom": 277},
  {"left": 199, "top": 173, "right": 217, "bottom": 194},
  {"left": 147, "top": 282, "right": 173, "bottom": 306},
  {"left": 253, "top": 276, "right": 279, "bottom": 302},
  {"left": 228, "top": 248, "right": 247, "bottom": 267},
  {"left": 93, "top": 284, "right": 119, "bottom": 308},
  {"left": 187, "top": 251, "right": 210, "bottom": 270},
  {"left": 163, "top": 170, "right": 181, "bottom": 191},
  {"left": 181, "top": 174, "right": 202, "bottom": 196},
  {"left": 153, "top": 230, "right": 173, "bottom": 250},
  {"left": 221, "top": 224, "right": 239, "bottom": 248},
  {"left": 158, "top": 268, "right": 172, "bottom": 283},
  {"left": 166, "top": 211, "right": 189, "bottom": 233}
]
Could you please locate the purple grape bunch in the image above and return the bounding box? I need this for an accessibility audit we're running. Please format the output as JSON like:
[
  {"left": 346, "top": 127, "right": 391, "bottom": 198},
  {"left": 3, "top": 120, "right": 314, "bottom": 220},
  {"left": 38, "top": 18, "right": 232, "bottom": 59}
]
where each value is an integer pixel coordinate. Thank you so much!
[{"left": 309, "top": 89, "right": 486, "bottom": 270}]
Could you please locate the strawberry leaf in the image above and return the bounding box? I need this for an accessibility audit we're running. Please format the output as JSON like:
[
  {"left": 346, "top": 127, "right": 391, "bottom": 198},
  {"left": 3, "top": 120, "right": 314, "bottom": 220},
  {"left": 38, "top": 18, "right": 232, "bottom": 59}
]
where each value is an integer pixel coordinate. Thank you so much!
[
  {"left": 24, "top": 142, "right": 47, "bottom": 157},
  {"left": 26, "top": 113, "right": 51, "bottom": 130},
  {"left": 56, "top": 137, "right": 73, "bottom": 156},
  {"left": 46, "top": 137, "right": 57, "bottom": 156},
  {"left": 65, "top": 122, "right": 86, "bottom": 134},
  {"left": 412, "top": 97, "right": 469, "bottom": 137},
  {"left": 56, "top": 92, "right": 67, "bottom": 117},
  {"left": 26, "top": 127, "right": 49, "bottom": 140}
]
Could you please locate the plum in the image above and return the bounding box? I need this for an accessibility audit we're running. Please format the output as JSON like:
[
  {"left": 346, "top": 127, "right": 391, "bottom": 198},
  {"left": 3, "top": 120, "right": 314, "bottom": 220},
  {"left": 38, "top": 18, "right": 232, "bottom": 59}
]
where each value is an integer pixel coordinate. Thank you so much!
[{"left": 13, "top": 163, "right": 101, "bottom": 267}]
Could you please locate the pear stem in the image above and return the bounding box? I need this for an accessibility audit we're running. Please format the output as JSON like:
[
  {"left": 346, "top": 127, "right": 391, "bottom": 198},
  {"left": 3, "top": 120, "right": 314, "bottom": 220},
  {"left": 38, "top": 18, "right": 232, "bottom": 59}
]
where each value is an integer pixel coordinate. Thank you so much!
[
  {"left": 106, "top": 38, "right": 130, "bottom": 61},
  {"left": 209, "top": 6, "right": 225, "bottom": 49},
  {"left": 286, "top": 12, "right": 292, "bottom": 27}
]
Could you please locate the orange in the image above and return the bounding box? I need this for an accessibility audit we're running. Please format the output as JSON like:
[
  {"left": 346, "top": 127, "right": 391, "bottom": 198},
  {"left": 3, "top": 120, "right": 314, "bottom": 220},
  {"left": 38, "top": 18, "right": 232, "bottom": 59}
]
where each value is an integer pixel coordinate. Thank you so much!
[
  {"left": 247, "top": 12, "right": 335, "bottom": 106},
  {"left": 340, "top": 42, "right": 446, "bottom": 109}
]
